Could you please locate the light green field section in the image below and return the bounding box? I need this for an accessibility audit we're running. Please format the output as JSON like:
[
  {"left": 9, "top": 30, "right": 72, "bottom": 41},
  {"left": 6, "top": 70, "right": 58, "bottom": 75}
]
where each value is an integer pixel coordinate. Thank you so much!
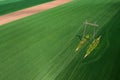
[{"left": 0, "top": 0, "right": 120, "bottom": 80}]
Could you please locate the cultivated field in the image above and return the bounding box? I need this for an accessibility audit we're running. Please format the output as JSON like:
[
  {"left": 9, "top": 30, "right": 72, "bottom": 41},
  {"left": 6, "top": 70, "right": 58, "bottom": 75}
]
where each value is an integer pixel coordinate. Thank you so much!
[{"left": 0, "top": 0, "right": 120, "bottom": 80}]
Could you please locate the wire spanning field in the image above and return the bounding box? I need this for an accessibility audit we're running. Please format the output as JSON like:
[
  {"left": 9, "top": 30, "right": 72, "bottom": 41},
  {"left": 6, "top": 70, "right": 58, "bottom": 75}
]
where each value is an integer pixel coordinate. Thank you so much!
[{"left": 0, "top": 0, "right": 120, "bottom": 80}]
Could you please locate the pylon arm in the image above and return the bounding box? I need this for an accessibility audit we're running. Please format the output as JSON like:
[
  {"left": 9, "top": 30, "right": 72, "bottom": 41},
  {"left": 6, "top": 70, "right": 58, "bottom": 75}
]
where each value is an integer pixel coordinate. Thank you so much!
[{"left": 83, "top": 21, "right": 99, "bottom": 27}]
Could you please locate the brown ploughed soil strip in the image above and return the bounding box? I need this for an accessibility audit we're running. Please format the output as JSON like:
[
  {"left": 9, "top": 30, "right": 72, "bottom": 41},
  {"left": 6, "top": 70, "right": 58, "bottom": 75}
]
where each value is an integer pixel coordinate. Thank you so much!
[{"left": 0, "top": 0, "right": 71, "bottom": 25}]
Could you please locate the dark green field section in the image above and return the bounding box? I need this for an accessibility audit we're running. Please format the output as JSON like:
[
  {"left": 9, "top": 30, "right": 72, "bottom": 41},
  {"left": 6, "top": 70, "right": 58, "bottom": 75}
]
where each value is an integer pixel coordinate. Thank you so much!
[
  {"left": 0, "top": 0, "right": 120, "bottom": 80},
  {"left": 0, "top": 0, "right": 22, "bottom": 5},
  {"left": 0, "top": 0, "right": 53, "bottom": 15}
]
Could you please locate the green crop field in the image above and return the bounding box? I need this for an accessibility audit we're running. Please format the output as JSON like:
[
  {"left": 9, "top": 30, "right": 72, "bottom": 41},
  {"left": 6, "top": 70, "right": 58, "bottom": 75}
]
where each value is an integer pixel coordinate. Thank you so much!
[
  {"left": 0, "top": 0, "right": 53, "bottom": 15},
  {"left": 0, "top": 0, "right": 120, "bottom": 80}
]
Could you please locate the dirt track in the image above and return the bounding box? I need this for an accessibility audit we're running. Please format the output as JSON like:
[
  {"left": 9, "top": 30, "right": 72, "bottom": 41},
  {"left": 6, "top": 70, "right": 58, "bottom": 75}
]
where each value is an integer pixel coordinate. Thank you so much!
[{"left": 0, "top": 0, "right": 71, "bottom": 25}]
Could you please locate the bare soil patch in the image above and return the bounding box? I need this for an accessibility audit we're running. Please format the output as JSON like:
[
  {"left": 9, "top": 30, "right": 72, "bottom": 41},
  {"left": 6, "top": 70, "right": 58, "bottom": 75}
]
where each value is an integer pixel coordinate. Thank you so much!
[{"left": 0, "top": 0, "right": 71, "bottom": 25}]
